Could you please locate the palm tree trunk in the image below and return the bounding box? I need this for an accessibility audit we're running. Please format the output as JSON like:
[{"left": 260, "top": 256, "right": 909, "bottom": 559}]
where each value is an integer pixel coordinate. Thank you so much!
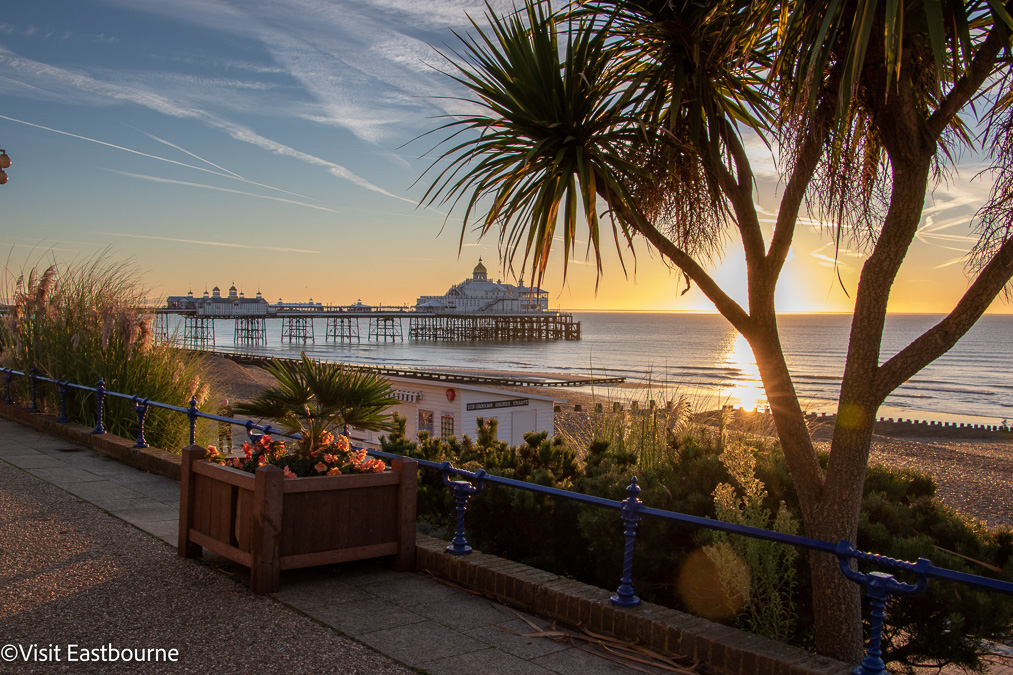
[{"left": 749, "top": 319, "right": 866, "bottom": 663}]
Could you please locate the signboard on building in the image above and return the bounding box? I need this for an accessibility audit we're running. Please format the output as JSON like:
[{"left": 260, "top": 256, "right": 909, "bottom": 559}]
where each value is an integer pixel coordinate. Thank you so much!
[{"left": 467, "top": 398, "right": 530, "bottom": 411}]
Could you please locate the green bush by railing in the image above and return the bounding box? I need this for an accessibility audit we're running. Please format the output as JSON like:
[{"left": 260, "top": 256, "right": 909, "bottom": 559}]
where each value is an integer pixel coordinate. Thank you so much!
[{"left": 382, "top": 413, "right": 1013, "bottom": 672}]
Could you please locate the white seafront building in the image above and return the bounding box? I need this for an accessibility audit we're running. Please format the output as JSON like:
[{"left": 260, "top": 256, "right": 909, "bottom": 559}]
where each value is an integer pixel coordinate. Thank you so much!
[
  {"left": 166, "top": 285, "right": 323, "bottom": 315},
  {"left": 415, "top": 259, "right": 549, "bottom": 314},
  {"left": 350, "top": 377, "right": 559, "bottom": 449}
]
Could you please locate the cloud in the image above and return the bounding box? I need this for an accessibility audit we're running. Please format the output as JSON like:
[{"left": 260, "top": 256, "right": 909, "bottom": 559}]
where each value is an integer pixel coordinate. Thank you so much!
[
  {"left": 0, "top": 49, "right": 407, "bottom": 200},
  {"left": 107, "top": 170, "right": 341, "bottom": 212},
  {"left": 101, "top": 232, "right": 321, "bottom": 254}
]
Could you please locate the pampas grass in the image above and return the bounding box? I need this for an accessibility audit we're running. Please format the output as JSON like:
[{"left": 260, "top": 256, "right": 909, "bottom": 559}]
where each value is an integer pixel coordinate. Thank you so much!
[{"left": 1, "top": 252, "right": 213, "bottom": 452}]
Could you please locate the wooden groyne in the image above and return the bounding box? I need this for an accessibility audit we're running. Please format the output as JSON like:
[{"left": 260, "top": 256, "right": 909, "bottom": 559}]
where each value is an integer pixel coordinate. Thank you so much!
[{"left": 214, "top": 351, "right": 623, "bottom": 389}]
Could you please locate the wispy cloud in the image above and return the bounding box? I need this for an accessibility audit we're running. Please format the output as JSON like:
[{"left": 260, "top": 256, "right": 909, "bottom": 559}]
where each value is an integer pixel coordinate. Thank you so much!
[
  {"left": 0, "top": 47, "right": 408, "bottom": 200},
  {"left": 101, "top": 232, "right": 321, "bottom": 254},
  {"left": 108, "top": 170, "right": 341, "bottom": 212}
]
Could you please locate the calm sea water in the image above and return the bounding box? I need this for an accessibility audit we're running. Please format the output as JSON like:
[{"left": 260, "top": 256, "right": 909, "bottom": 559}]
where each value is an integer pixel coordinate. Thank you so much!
[{"left": 188, "top": 313, "right": 1013, "bottom": 425}]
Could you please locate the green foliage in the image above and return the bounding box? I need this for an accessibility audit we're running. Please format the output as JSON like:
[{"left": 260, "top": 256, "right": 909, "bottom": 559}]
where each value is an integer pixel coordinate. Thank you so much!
[
  {"left": 857, "top": 465, "right": 1013, "bottom": 673},
  {"left": 708, "top": 442, "right": 799, "bottom": 642},
  {"left": 233, "top": 352, "right": 398, "bottom": 458},
  {"left": 0, "top": 255, "right": 213, "bottom": 452},
  {"left": 383, "top": 419, "right": 1013, "bottom": 670}
]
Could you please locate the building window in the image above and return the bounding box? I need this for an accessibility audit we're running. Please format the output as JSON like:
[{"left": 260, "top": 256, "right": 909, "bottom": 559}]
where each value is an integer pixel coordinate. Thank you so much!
[
  {"left": 441, "top": 413, "right": 455, "bottom": 440},
  {"left": 419, "top": 410, "right": 434, "bottom": 435}
]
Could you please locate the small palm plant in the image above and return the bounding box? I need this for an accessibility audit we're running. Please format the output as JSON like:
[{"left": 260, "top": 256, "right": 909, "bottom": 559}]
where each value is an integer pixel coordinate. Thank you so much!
[{"left": 233, "top": 352, "right": 398, "bottom": 458}]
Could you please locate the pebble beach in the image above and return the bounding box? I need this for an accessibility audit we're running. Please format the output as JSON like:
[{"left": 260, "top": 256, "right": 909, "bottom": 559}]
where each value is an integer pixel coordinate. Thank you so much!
[{"left": 203, "top": 355, "right": 1013, "bottom": 530}]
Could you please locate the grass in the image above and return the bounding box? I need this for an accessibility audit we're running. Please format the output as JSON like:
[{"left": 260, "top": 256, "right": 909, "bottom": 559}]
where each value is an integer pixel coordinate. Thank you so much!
[{"left": 1, "top": 253, "right": 215, "bottom": 452}]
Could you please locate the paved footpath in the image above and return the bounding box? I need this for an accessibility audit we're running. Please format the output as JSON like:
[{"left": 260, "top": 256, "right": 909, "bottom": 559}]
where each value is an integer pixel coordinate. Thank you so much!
[{"left": 0, "top": 417, "right": 650, "bottom": 674}]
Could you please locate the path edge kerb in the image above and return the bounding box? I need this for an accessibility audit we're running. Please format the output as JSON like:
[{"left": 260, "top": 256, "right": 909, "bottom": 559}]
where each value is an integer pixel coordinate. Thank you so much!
[
  {"left": 415, "top": 534, "right": 848, "bottom": 675},
  {"left": 0, "top": 403, "right": 849, "bottom": 674},
  {"left": 0, "top": 404, "right": 181, "bottom": 480}
]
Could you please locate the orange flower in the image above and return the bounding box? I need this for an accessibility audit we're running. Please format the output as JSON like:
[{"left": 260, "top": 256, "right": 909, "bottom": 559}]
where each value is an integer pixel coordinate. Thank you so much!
[
  {"left": 334, "top": 435, "right": 350, "bottom": 451},
  {"left": 327, "top": 467, "right": 342, "bottom": 476},
  {"left": 314, "top": 462, "right": 327, "bottom": 473},
  {"left": 283, "top": 466, "right": 296, "bottom": 479}
]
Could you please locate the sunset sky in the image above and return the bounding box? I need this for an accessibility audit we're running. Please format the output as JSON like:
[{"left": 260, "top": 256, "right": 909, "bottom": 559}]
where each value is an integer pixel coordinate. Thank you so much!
[{"left": 0, "top": 0, "right": 1006, "bottom": 314}]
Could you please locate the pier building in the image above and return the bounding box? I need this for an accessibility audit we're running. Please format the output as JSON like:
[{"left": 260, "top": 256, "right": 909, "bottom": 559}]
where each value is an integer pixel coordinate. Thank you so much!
[{"left": 415, "top": 259, "right": 549, "bottom": 314}]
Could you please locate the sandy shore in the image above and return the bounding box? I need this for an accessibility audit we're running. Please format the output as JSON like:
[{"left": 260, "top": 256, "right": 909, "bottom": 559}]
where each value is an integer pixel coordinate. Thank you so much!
[{"left": 200, "top": 354, "right": 1013, "bottom": 529}]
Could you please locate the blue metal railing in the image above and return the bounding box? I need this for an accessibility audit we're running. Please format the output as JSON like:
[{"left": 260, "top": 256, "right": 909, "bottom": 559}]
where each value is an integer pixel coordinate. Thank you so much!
[{"left": 3, "top": 365, "right": 1013, "bottom": 672}]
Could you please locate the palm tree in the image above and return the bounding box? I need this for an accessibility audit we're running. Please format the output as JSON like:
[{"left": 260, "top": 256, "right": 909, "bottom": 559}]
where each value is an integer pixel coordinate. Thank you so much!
[
  {"left": 419, "top": 0, "right": 1013, "bottom": 663},
  {"left": 233, "top": 353, "right": 398, "bottom": 457}
]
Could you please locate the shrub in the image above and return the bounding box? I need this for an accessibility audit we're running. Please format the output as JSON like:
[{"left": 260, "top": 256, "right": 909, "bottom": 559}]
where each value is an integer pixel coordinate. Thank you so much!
[
  {"left": 381, "top": 418, "right": 1013, "bottom": 671},
  {"left": 1, "top": 255, "right": 214, "bottom": 451}
]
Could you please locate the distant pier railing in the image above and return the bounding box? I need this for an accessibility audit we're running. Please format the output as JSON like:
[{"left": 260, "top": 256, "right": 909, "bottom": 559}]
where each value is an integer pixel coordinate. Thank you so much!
[{"left": 4, "top": 364, "right": 1013, "bottom": 673}]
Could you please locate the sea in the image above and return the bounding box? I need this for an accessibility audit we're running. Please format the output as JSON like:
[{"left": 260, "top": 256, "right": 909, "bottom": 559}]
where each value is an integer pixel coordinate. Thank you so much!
[{"left": 186, "top": 312, "right": 1013, "bottom": 426}]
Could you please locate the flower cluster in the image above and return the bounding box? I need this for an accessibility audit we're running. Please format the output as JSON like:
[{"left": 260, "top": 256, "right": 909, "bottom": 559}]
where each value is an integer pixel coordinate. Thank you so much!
[{"left": 205, "top": 433, "right": 386, "bottom": 478}]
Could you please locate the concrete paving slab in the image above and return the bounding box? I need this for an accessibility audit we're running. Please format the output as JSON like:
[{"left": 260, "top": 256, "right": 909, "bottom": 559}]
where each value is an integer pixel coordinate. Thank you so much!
[
  {"left": 139, "top": 519, "right": 178, "bottom": 545},
  {"left": 0, "top": 441, "right": 47, "bottom": 458},
  {"left": 365, "top": 573, "right": 470, "bottom": 607},
  {"left": 306, "top": 597, "right": 428, "bottom": 635},
  {"left": 357, "top": 619, "right": 487, "bottom": 666},
  {"left": 275, "top": 575, "right": 372, "bottom": 609},
  {"left": 25, "top": 466, "right": 108, "bottom": 486},
  {"left": 420, "top": 646, "right": 556, "bottom": 675},
  {"left": 123, "top": 481, "right": 180, "bottom": 502},
  {"left": 532, "top": 645, "right": 660, "bottom": 675},
  {"left": 114, "top": 502, "right": 179, "bottom": 527},
  {"left": 61, "top": 480, "right": 147, "bottom": 504},
  {"left": 463, "top": 617, "right": 573, "bottom": 660},
  {"left": 2, "top": 453, "right": 67, "bottom": 469},
  {"left": 413, "top": 592, "right": 520, "bottom": 631}
]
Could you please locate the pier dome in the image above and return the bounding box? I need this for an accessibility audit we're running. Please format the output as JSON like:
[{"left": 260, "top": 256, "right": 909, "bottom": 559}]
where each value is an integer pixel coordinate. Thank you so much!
[{"left": 473, "top": 258, "right": 488, "bottom": 281}]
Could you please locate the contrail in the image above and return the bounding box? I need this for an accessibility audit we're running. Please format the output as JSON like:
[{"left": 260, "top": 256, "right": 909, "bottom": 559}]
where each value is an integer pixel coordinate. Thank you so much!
[
  {"left": 134, "top": 129, "right": 317, "bottom": 200},
  {"left": 0, "top": 113, "right": 239, "bottom": 180},
  {"left": 101, "top": 232, "right": 321, "bottom": 254},
  {"left": 136, "top": 128, "right": 246, "bottom": 179},
  {"left": 108, "top": 170, "right": 339, "bottom": 213}
]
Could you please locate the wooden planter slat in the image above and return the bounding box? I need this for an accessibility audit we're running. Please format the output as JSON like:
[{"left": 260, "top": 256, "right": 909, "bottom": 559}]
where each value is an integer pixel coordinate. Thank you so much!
[
  {"left": 178, "top": 445, "right": 417, "bottom": 594},
  {"left": 188, "top": 530, "right": 253, "bottom": 567},
  {"left": 281, "top": 542, "right": 399, "bottom": 570}
]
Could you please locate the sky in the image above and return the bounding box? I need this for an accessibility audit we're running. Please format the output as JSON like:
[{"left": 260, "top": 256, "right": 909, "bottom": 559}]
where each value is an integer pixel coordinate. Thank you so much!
[{"left": 0, "top": 0, "right": 1007, "bottom": 314}]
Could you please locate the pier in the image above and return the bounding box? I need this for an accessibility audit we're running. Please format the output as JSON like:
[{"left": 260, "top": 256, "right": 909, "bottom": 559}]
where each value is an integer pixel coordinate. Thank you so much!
[{"left": 157, "top": 306, "right": 581, "bottom": 348}]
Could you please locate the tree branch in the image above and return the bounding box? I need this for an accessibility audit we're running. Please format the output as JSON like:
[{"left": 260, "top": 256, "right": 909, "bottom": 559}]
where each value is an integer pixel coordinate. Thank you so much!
[
  {"left": 875, "top": 238, "right": 1013, "bottom": 399},
  {"left": 707, "top": 129, "right": 767, "bottom": 272},
  {"left": 599, "top": 182, "right": 753, "bottom": 334},
  {"left": 767, "top": 90, "right": 837, "bottom": 278},
  {"left": 926, "top": 11, "right": 1010, "bottom": 140}
]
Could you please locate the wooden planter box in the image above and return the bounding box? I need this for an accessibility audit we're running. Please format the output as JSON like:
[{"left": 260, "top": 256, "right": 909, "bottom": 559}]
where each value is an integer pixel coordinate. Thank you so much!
[{"left": 178, "top": 445, "right": 417, "bottom": 593}]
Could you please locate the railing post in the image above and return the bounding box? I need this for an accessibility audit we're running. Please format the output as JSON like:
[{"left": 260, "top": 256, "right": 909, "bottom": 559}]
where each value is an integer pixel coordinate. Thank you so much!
[
  {"left": 441, "top": 461, "right": 485, "bottom": 555},
  {"left": 611, "top": 477, "right": 643, "bottom": 607},
  {"left": 57, "top": 381, "right": 70, "bottom": 423},
  {"left": 836, "top": 541, "right": 931, "bottom": 674},
  {"left": 3, "top": 369, "right": 12, "bottom": 404},
  {"left": 28, "top": 366, "right": 39, "bottom": 413},
  {"left": 187, "top": 396, "right": 199, "bottom": 445},
  {"left": 133, "top": 396, "right": 149, "bottom": 448},
  {"left": 93, "top": 378, "right": 106, "bottom": 435}
]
